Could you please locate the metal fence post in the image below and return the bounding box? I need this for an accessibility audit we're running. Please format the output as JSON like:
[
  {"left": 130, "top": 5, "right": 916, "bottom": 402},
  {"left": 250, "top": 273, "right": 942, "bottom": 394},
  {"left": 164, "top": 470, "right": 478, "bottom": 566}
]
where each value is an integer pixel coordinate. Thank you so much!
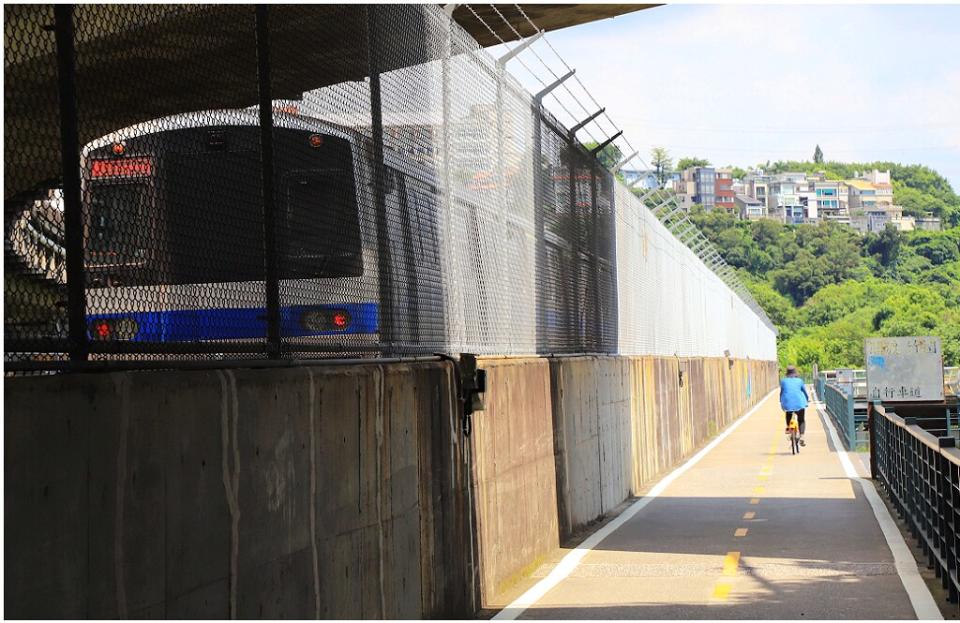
[
  {"left": 589, "top": 162, "right": 601, "bottom": 350},
  {"left": 531, "top": 104, "right": 545, "bottom": 353},
  {"left": 54, "top": 4, "right": 88, "bottom": 362},
  {"left": 567, "top": 144, "right": 580, "bottom": 351},
  {"left": 255, "top": 5, "right": 281, "bottom": 358},
  {"left": 366, "top": 5, "right": 393, "bottom": 354}
]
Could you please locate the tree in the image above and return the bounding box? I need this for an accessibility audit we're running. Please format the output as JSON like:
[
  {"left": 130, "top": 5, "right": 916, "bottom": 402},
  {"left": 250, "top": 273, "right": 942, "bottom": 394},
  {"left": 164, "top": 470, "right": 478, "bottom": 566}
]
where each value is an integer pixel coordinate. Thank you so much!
[
  {"left": 582, "top": 141, "right": 623, "bottom": 172},
  {"left": 650, "top": 146, "right": 672, "bottom": 186},
  {"left": 676, "top": 157, "right": 710, "bottom": 172},
  {"left": 866, "top": 223, "right": 903, "bottom": 268},
  {"left": 813, "top": 144, "right": 823, "bottom": 164},
  {"left": 729, "top": 166, "right": 748, "bottom": 180},
  {"left": 910, "top": 233, "right": 960, "bottom": 265}
]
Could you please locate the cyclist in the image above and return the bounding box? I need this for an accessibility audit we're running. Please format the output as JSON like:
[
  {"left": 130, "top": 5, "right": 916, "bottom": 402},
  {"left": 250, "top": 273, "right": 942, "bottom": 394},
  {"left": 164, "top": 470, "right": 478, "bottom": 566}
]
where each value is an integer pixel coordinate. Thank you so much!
[{"left": 780, "top": 365, "right": 809, "bottom": 446}]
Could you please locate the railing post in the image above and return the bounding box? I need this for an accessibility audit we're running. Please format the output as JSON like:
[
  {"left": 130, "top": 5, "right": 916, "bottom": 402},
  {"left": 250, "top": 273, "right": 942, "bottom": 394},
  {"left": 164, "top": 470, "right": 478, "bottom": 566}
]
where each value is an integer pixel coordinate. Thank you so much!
[
  {"left": 904, "top": 418, "right": 918, "bottom": 539},
  {"left": 945, "top": 443, "right": 960, "bottom": 603},
  {"left": 255, "top": 5, "right": 281, "bottom": 359},
  {"left": 847, "top": 391, "right": 856, "bottom": 450},
  {"left": 868, "top": 401, "right": 877, "bottom": 479},
  {"left": 54, "top": 4, "right": 88, "bottom": 362},
  {"left": 936, "top": 445, "right": 954, "bottom": 599}
]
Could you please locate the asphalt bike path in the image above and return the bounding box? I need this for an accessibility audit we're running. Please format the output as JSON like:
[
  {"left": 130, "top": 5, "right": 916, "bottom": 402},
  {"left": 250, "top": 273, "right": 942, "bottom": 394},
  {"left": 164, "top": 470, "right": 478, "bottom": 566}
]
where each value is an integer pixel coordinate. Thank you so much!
[{"left": 497, "top": 391, "right": 936, "bottom": 619}]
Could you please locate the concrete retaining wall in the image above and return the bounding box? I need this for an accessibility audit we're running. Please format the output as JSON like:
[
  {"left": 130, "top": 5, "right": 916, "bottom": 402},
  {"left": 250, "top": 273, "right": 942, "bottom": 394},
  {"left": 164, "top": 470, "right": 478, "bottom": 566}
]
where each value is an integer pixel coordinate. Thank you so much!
[
  {"left": 4, "top": 363, "right": 474, "bottom": 619},
  {"left": 550, "top": 356, "right": 777, "bottom": 541},
  {"left": 472, "top": 355, "right": 778, "bottom": 606},
  {"left": 5, "top": 355, "right": 776, "bottom": 617},
  {"left": 469, "top": 358, "right": 559, "bottom": 603}
]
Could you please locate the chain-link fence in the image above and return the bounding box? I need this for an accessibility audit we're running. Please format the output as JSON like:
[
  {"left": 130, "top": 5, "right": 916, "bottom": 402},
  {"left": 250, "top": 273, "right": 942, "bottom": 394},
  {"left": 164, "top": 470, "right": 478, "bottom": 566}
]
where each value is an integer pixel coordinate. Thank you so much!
[{"left": 5, "top": 4, "right": 777, "bottom": 373}]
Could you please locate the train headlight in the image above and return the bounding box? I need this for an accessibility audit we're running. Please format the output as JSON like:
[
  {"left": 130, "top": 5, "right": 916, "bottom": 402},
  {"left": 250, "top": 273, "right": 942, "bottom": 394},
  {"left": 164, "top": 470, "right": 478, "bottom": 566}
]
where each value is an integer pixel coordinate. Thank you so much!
[
  {"left": 89, "top": 317, "right": 139, "bottom": 340},
  {"left": 92, "top": 320, "right": 111, "bottom": 340},
  {"left": 332, "top": 311, "right": 350, "bottom": 329},
  {"left": 114, "top": 317, "right": 139, "bottom": 340},
  {"left": 300, "top": 308, "right": 351, "bottom": 333}
]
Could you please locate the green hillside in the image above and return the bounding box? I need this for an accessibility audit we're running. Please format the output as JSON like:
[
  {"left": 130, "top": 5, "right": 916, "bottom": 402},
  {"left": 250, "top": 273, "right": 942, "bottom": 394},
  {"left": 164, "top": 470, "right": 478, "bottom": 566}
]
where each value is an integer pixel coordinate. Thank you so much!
[{"left": 689, "top": 161, "right": 960, "bottom": 373}]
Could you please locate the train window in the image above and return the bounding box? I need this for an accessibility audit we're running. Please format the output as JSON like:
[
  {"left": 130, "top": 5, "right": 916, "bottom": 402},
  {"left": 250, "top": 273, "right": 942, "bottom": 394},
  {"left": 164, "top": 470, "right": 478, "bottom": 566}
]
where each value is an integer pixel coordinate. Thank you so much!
[
  {"left": 280, "top": 169, "right": 362, "bottom": 279},
  {"left": 86, "top": 182, "right": 150, "bottom": 264},
  {"left": 404, "top": 178, "right": 440, "bottom": 268}
]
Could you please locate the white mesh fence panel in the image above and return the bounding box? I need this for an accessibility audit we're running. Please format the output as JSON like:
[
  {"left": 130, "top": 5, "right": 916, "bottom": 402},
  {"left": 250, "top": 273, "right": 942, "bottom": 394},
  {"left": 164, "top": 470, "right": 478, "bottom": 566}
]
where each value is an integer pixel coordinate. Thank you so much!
[{"left": 4, "top": 4, "right": 776, "bottom": 368}]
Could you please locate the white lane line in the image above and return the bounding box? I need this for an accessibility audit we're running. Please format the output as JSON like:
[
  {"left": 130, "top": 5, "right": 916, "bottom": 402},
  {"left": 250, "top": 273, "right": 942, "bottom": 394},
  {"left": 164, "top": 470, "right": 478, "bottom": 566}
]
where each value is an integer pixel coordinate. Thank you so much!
[
  {"left": 814, "top": 401, "right": 942, "bottom": 621},
  {"left": 493, "top": 389, "right": 778, "bottom": 621}
]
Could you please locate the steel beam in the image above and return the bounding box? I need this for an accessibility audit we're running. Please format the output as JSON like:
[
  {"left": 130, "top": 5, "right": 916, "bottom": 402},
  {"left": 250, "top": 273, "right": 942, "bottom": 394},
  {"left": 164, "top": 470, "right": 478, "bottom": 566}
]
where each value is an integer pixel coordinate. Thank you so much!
[
  {"left": 613, "top": 150, "right": 638, "bottom": 174},
  {"left": 497, "top": 30, "right": 543, "bottom": 67},
  {"left": 534, "top": 68, "right": 574, "bottom": 101},
  {"left": 55, "top": 5, "right": 87, "bottom": 362},
  {"left": 589, "top": 130, "right": 623, "bottom": 157},
  {"left": 569, "top": 108, "right": 604, "bottom": 138},
  {"left": 256, "top": 5, "right": 281, "bottom": 358}
]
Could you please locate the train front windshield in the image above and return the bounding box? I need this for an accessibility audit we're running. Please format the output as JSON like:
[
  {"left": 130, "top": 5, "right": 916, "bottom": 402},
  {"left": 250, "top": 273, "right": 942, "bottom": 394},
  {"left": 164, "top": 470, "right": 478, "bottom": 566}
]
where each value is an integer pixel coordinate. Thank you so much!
[
  {"left": 84, "top": 126, "right": 363, "bottom": 287},
  {"left": 280, "top": 169, "right": 362, "bottom": 280}
]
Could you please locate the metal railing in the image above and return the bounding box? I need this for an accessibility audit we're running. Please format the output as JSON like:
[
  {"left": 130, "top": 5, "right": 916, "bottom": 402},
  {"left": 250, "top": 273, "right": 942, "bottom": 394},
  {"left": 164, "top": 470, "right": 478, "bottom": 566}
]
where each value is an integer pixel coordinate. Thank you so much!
[
  {"left": 947, "top": 367, "right": 960, "bottom": 397},
  {"left": 823, "top": 381, "right": 859, "bottom": 450},
  {"left": 820, "top": 368, "right": 960, "bottom": 400},
  {"left": 873, "top": 404, "right": 960, "bottom": 604}
]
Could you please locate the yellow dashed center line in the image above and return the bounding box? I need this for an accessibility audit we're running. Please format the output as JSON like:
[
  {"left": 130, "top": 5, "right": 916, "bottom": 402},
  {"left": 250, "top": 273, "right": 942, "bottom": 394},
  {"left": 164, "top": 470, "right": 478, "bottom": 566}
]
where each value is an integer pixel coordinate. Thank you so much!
[
  {"left": 722, "top": 551, "right": 741, "bottom": 576},
  {"left": 716, "top": 427, "right": 780, "bottom": 605},
  {"left": 712, "top": 582, "right": 732, "bottom": 600}
]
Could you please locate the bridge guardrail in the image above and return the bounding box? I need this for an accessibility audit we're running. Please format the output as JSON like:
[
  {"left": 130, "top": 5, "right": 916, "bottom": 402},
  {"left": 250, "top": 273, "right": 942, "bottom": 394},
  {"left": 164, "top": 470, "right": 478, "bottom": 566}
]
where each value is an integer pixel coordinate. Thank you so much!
[
  {"left": 821, "top": 368, "right": 959, "bottom": 399},
  {"left": 873, "top": 404, "right": 960, "bottom": 604},
  {"left": 823, "top": 381, "right": 858, "bottom": 450},
  {"left": 947, "top": 366, "right": 960, "bottom": 397}
]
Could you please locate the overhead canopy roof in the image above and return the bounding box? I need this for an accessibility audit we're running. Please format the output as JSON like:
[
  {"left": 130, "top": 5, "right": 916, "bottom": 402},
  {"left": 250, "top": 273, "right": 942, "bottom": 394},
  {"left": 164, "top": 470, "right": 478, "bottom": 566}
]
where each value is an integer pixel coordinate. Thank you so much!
[
  {"left": 4, "top": 4, "right": 657, "bottom": 200},
  {"left": 455, "top": 4, "right": 658, "bottom": 46}
]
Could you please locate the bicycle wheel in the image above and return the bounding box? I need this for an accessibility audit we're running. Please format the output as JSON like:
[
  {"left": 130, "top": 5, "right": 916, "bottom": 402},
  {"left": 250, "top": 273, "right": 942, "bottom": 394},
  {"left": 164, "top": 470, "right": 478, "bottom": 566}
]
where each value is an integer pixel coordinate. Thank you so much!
[{"left": 791, "top": 431, "right": 798, "bottom": 455}]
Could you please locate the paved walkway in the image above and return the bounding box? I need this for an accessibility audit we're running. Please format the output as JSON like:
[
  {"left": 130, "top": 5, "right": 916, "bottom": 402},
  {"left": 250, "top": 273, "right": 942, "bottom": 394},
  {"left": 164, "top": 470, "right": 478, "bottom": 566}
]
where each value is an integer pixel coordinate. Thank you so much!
[{"left": 504, "top": 392, "right": 933, "bottom": 619}]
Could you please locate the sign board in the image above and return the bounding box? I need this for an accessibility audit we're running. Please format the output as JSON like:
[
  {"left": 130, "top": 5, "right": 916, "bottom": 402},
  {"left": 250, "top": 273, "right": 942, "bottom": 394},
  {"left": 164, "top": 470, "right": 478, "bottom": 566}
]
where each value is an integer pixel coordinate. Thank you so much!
[
  {"left": 865, "top": 336, "right": 944, "bottom": 402},
  {"left": 835, "top": 368, "right": 854, "bottom": 384},
  {"left": 835, "top": 368, "right": 855, "bottom": 395}
]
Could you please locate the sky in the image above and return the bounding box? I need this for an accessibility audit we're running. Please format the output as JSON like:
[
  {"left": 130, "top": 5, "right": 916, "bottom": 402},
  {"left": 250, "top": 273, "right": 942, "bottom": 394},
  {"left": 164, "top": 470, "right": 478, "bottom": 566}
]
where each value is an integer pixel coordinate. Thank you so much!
[{"left": 499, "top": 4, "right": 960, "bottom": 190}]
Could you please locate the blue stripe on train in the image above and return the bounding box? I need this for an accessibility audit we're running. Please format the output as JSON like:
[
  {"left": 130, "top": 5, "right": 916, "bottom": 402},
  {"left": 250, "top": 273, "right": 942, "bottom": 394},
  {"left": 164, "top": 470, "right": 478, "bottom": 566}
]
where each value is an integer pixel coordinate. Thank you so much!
[{"left": 87, "top": 303, "right": 378, "bottom": 342}]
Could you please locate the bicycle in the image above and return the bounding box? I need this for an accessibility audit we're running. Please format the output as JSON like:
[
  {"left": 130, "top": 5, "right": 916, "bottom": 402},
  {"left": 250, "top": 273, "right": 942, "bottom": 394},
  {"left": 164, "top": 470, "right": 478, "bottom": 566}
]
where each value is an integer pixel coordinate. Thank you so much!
[{"left": 786, "top": 412, "right": 800, "bottom": 455}]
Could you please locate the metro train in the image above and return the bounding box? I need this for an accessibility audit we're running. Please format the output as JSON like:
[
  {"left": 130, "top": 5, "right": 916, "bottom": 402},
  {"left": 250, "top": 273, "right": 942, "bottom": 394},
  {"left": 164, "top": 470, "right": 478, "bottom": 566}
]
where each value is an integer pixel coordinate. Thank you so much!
[
  {"left": 72, "top": 105, "right": 618, "bottom": 356},
  {"left": 81, "top": 109, "right": 449, "bottom": 353}
]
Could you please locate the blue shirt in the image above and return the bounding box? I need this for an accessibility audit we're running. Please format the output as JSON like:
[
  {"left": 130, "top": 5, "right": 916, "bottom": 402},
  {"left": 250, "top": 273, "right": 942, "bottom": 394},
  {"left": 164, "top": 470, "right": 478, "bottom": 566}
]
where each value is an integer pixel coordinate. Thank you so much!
[{"left": 780, "top": 377, "right": 809, "bottom": 411}]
